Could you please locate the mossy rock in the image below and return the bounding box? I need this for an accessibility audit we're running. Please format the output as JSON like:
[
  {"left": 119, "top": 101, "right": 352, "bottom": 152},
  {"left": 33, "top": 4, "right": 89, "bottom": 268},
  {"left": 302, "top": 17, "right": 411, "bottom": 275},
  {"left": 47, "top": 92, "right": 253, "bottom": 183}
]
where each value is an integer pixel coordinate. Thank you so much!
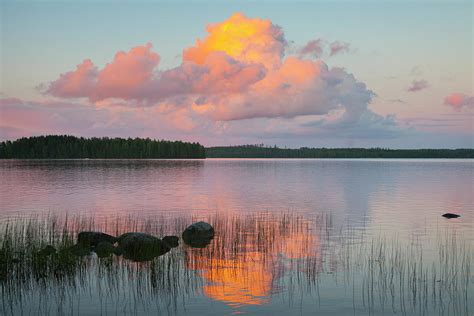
[{"left": 118, "top": 232, "right": 170, "bottom": 262}]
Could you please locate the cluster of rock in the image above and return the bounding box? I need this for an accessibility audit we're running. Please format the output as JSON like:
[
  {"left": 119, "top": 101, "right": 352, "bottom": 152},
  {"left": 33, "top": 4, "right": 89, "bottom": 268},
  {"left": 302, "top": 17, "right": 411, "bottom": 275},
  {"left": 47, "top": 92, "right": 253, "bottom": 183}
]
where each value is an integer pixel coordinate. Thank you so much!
[{"left": 37, "top": 221, "right": 214, "bottom": 262}]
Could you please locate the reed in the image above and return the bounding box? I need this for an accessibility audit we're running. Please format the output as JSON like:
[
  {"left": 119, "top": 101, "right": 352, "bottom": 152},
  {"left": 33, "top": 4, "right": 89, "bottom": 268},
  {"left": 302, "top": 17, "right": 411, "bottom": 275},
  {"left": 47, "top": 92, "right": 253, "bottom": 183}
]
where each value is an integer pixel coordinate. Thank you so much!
[{"left": 0, "top": 213, "right": 472, "bottom": 315}]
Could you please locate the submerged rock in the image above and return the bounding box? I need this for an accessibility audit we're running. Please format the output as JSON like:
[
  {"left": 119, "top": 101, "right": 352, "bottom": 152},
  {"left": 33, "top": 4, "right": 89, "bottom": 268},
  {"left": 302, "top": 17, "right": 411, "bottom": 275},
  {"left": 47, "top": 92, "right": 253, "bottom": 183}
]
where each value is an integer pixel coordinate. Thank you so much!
[
  {"left": 182, "top": 222, "right": 214, "bottom": 248},
  {"left": 442, "top": 213, "right": 461, "bottom": 219},
  {"left": 117, "top": 232, "right": 170, "bottom": 262},
  {"left": 77, "top": 232, "right": 117, "bottom": 247},
  {"left": 162, "top": 236, "right": 179, "bottom": 248}
]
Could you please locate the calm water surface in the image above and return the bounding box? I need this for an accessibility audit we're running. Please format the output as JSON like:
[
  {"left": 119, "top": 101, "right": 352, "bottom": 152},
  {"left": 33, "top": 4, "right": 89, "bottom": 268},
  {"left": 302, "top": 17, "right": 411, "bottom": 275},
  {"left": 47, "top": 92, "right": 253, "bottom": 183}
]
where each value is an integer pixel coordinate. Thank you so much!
[{"left": 0, "top": 159, "right": 473, "bottom": 315}]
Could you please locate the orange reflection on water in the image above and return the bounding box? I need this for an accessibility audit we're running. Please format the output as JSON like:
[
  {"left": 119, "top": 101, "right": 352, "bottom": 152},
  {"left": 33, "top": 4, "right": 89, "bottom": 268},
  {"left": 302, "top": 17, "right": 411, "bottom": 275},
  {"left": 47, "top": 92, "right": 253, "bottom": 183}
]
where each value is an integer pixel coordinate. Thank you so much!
[
  {"left": 186, "top": 215, "right": 323, "bottom": 308},
  {"left": 194, "top": 253, "right": 272, "bottom": 307}
]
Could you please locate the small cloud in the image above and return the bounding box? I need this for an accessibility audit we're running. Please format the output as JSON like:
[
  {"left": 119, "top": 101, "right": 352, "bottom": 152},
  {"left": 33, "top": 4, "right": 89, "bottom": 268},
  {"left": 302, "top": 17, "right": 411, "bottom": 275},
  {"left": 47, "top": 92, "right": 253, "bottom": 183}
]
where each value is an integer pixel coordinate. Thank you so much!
[
  {"left": 444, "top": 93, "right": 473, "bottom": 111},
  {"left": 407, "top": 79, "right": 429, "bottom": 92},
  {"left": 299, "top": 39, "right": 324, "bottom": 58},
  {"left": 329, "top": 41, "right": 350, "bottom": 56}
]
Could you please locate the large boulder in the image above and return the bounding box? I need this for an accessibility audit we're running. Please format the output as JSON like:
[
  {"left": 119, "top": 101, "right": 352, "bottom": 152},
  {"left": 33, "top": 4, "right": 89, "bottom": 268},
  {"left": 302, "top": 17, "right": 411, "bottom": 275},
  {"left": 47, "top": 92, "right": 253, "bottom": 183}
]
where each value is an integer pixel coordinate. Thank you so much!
[
  {"left": 182, "top": 222, "right": 214, "bottom": 248},
  {"left": 117, "top": 232, "right": 170, "bottom": 262},
  {"left": 77, "top": 232, "right": 117, "bottom": 247}
]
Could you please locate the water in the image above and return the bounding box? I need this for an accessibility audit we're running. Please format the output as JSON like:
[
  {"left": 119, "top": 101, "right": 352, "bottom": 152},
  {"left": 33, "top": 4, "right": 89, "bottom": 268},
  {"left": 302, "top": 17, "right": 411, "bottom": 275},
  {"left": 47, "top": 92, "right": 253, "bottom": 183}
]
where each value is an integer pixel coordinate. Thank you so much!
[{"left": 0, "top": 159, "right": 473, "bottom": 315}]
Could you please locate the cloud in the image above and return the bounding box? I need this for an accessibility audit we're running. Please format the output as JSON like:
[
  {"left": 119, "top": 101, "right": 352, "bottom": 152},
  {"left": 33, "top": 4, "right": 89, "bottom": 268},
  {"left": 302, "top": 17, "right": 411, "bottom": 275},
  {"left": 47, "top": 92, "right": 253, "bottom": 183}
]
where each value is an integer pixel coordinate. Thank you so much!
[
  {"left": 329, "top": 41, "right": 350, "bottom": 56},
  {"left": 299, "top": 39, "right": 324, "bottom": 58},
  {"left": 192, "top": 59, "right": 375, "bottom": 121},
  {"left": 444, "top": 93, "right": 473, "bottom": 111},
  {"left": 407, "top": 79, "right": 429, "bottom": 92},
  {"left": 46, "top": 44, "right": 266, "bottom": 104},
  {"left": 94, "top": 43, "right": 160, "bottom": 101},
  {"left": 47, "top": 59, "right": 98, "bottom": 98},
  {"left": 183, "top": 12, "right": 286, "bottom": 70},
  {"left": 157, "top": 51, "right": 266, "bottom": 98},
  {"left": 0, "top": 97, "right": 207, "bottom": 141},
  {"left": 39, "top": 12, "right": 402, "bottom": 141},
  {"left": 47, "top": 43, "right": 160, "bottom": 102},
  {"left": 297, "top": 38, "right": 352, "bottom": 59}
]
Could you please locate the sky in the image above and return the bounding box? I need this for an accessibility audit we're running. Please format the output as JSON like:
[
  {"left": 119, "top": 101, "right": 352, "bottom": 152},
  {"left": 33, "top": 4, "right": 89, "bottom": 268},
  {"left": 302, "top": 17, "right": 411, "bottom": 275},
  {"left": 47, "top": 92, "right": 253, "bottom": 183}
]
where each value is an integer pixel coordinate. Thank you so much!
[{"left": 0, "top": 0, "right": 472, "bottom": 148}]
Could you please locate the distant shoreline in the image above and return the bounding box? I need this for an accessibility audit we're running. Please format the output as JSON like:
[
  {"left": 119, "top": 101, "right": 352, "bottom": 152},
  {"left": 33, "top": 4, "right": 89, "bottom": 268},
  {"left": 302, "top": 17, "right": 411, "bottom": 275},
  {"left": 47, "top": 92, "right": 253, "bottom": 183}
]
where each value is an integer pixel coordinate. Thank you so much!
[
  {"left": 206, "top": 145, "right": 474, "bottom": 159},
  {"left": 1, "top": 136, "right": 473, "bottom": 159}
]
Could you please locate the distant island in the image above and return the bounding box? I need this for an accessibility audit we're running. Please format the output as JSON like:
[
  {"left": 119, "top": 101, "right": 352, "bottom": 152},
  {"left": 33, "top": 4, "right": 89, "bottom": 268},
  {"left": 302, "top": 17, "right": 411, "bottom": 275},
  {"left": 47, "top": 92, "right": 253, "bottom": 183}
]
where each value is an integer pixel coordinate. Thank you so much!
[
  {"left": 0, "top": 136, "right": 473, "bottom": 159},
  {"left": 0, "top": 135, "right": 205, "bottom": 159},
  {"left": 206, "top": 145, "right": 474, "bottom": 159}
]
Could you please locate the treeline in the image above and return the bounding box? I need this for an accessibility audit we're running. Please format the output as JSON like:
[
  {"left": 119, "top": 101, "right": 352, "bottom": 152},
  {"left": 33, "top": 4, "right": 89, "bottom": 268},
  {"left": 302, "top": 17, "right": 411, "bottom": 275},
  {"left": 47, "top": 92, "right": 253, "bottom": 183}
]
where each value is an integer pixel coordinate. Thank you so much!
[
  {"left": 1, "top": 138, "right": 472, "bottom": 159},
  {"left": 206, "top": 145, "right": 474, "bottom": 159},
  {"left": 0, "top": 135, "right": 205, "bottom": 159}
]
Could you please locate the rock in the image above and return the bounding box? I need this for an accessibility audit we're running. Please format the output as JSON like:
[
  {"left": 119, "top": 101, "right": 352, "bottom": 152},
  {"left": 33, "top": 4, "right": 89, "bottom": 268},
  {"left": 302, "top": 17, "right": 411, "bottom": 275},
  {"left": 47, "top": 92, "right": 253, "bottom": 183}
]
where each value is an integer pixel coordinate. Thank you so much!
[
  {"left": 77, "top": 231, "right": 117, "bottom": 247},
  {"left": 95, "top": 241, "right": 118, "bottom": 258},
  {"left": 117, "top": 232, "right": 170, "bottom": 262},
  {"left": 38, "top": 245, "right": 56, "bottom": 257},
  {"left": 182, "top": 222, "right": 214, "bottom": 240},
  {"left": 182, "top": 222, "right": 215, "bottom": 248},
  {"left": 118, "top": 232, "right": 164, "bottom": 250},
  {"left": 162, "top": 236, "right": 179, "bottom": 248},
  {"left": 442, "top": 213, "right": 461, "bottom": 219}
]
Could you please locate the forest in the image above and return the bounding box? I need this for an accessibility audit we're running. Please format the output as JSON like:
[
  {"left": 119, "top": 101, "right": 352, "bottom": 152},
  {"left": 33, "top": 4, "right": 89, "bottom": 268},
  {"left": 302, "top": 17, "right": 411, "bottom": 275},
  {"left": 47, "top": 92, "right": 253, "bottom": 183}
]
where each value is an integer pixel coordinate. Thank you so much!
[
  {"left": 1, "top": 137, "right": 473, "bottom": 159},
  {"left": 206, "top": 144, "right": 474, "bottom": 158},
  {"left": 0, "top": 135, "right": 205, "bottom": 159}
]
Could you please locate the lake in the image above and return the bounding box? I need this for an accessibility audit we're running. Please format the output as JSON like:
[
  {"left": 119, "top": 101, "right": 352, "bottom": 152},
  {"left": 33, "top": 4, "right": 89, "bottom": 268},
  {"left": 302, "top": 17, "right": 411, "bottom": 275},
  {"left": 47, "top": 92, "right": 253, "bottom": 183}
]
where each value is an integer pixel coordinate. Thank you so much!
[{"left": 0, "top": 159, "right": 473, "bottom": 315}]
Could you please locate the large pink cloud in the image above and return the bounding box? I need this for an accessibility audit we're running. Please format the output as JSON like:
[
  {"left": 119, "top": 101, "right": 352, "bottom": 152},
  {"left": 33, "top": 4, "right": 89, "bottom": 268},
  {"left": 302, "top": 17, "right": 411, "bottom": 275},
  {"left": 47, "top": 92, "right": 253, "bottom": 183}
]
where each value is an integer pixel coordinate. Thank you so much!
[
  {"left": 48, "top": 44, "right": 160, "bottom": 101},
  {"left": 444, "top": 93, "right": 473, "bottom": 111},
  {"left": 42, "top": 12, "right": 392, "bottom": 135}
]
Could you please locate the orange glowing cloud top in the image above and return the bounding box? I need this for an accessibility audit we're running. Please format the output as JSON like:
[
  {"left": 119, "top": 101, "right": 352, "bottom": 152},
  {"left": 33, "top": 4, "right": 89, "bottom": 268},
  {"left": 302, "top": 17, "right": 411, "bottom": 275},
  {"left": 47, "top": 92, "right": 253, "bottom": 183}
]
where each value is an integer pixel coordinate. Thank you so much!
[{"left": 183, "top": 13, "right": 285, "bottom": 69}]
